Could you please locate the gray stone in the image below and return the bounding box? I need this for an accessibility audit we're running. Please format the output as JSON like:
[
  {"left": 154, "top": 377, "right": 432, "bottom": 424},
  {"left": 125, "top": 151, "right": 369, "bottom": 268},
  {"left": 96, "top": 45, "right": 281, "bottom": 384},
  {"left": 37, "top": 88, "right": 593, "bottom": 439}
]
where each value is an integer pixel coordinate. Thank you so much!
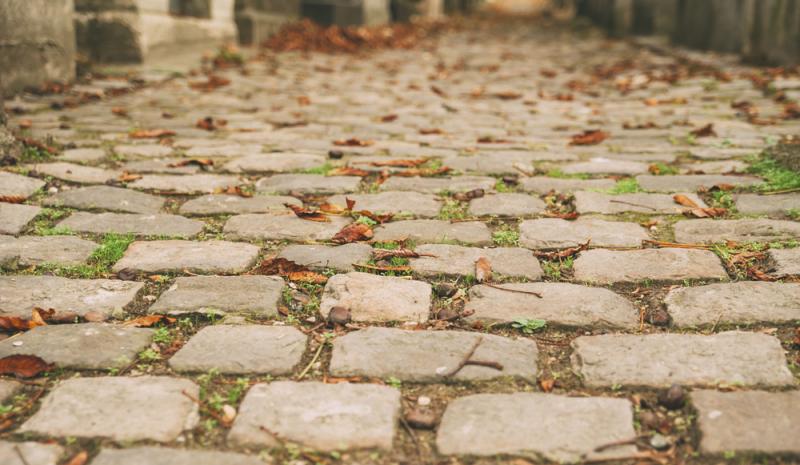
[
  {"left": 571, "top": 332, "right": 794, "bottom": 387},
  {"left": 58, "top": 212, "right": 204, "bottom": 237},
  {"left": 769, "top": 248, "right": 800, "bottom": 276},
  {"left": 573, "top": 248, "right": 728, "bottom": 283},
  {"left": 224, "top": 153, "right": 326, "bottom": 173},
  {"left": 228, "top": 381, "right": 400, "bottom": 451},
  {"left": 0, "top": 276, "right": 143, "bottom": 319},
  {"left": 575, "top": 191, "right": 707, "bottom": 214},
  {"left": 692, "top": 390, "right": 800, "bottom": 455},
  {"left": 636, "top": 174, "right": 761, "bottom": 192},
  {"left": 112, "top": 240, "right": 259, "bottom": 274},
  {"left": 130, "top": 174, "right": 243, "bottom": 194},
  {"left": 436, "top": 393, "right": 636, "bottom": 462},
  {"left": 443, "top": 151, "right": 577, "bottom": 174},
  {"left": 465, "top": 283, "right": 637, "bottom": 329},
  {"left": 373, "top": 220, "right": 492, "bottom": 245},
  {"left": 410, "top": 244, "right": 542, "bottom": 280},
  {"left": 0, "top": 323, "right": 153, "bottom": 369},
  {"left": 169, "top": 325, "right": 305, "bottom": 375},
  {"left": 380, "top": 176, "right": 495, "bottom": 194},
  {"left": 736, "top": 193, "right": 800, "bottom": 215},
  {"left": 688, "top": 147, "right": 760, "bottom": 159},
  {"left": 0, "top": 380, "right": 21, "bottom": 404},
  {"left": 256, "top": 174, "right": 361, "bottom": 195},
  {"left": 113, "top": 144, "right": 174, "bottom": 158},
  {"left": 0, "top": 171, "right": 45, "bottom": 199},
  {"left": 277, "top": 243, "right": 373, "bottom": 272},
  {"left": 91, "top": 447, "right": 265, "bottom": 465},
  {"left": 179, "top": 194, "right": 301, "bottom": 215},
  {"left": 520, "top": 177, "right": 616, "bottom": 194},
  {"left": 61, "top": 148, "right": 106, "bottom": 163},
  {"left": 320, "top": 272, "right": 431, "bottom": 322},
  {"left": 21, "top": 377, "right": 199, "bottom": 442},
  {"left": 675, "top": 218, "right": 800, "bottom": 244},
  {"left": 562, "top": 157, "right": 650, "bottom": 175},
  {"left": 519, "top": 218, "right": 649, "bottom": 249},
  {"left": 682, "top": 160, "right": 748, "bottom": 174},
  {"left": 665, "top": 281, "right": 800, "bottom": 327},
  {"left": 0, "top": 235, "right": 97, "bottom": 266},
  {"left": 44, "top": 185, "right": 165, "bottom": 214},
  {"left": 330, "top": 327, "right": 538, "bottom": 382},
  {"left": 224, "top": 214, "right": 351, "bottom": 241},
  {"left": 120, "top": 159, "right": 199, "bottom": 175},
  {"left": 468, "top": 193, "right": 545, "bottom": 217},
  {"left": 28, "top": 162, "right": 119, "bottom": 184},
  {"left": 0, "top": 441, "right": 63, "bottom": 465},
  {"left": 0, "top": 203, "right": 41, "bottom": 235},
  {"left": 149, "top": 276, "right": 284, "bottom": 317},
  {"left": 328, "top": 192, "right": 441, "bottom": 218},
  {"left": 186, "top": 144, "right": 263, "bottom": 158}
]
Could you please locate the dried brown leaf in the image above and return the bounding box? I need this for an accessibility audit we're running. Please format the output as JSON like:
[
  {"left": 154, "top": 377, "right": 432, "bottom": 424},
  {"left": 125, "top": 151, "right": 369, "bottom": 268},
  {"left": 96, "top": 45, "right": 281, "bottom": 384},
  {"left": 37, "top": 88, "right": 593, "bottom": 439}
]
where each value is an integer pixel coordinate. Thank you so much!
[
  {"left": 569, "top": 130, "right": 609, "bottom": 146},
  {"left": 123, "top": 314, "right": 176, "bottom": 327},
  {"left": 333, "top": 138, "right": 374, "bottom": 147},
  {"left": 0, "top": 354, "right": 53, "bottom": 378},
  {"left": 129, "top": 129, "right": 176, "bottom": 139},
  {"left": 331, "top": 223, "right": 373, "bottom": 244},
  {"left": 285, "top": 204, "right": 330, "bottom": 222},
  {"left": 690, "top": 123, "right": 717, "bottom": 138},
  {"left": 475, "top": 257, "right": 492, "bottom": 283},
  {"left": 673, "top": 194, "right": 700, "bottom": 208}
]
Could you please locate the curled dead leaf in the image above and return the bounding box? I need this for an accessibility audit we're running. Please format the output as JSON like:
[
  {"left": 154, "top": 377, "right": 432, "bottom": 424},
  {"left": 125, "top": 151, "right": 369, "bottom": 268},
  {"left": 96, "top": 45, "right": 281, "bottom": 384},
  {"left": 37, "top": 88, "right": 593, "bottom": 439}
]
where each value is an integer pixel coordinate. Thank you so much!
[
  {"left": 285, "top": 204, "right": 330, "bottom": 222},
  {"left": 252, "top": 257, "right": 328, "bottom": 283},
  {"left": 689, "top": 123, "right": 717, "bottom": 138},
  {"left": 188, "top": 75, "right": 231, "bottom": 92},
  {"left": 673, "top": 194, "right": 700, "bottom": 208},
  {"left": 0, "top": 195, "right": 26, "bottom": 204},
  {"left": 453, "top": 188, "right": 485, "bottom": 201},
  {"left": 390, "top": 166, "right": 451, "bottom": 177},
  {"left": 63, "top": 451, "right": 89, "bottom": 465},
  {"left": 333, "top": 138, "right": 373, "bottom": 147},
  {"left": 118, "top": 171, "right": 143, "bottom": 182},
  {"left": 129, "top": 129, "right": 176, "bottom": 139},
  {"left": 539, "top": 378, "right": 555, "bottom": 392},
  {"left": 111, "top": 107, "right": 128, "bottom": 117},
  {"left": 196, "top": 117, "right": 227, "bottom": 131},
  {"left": 532, "top": 240, "right": 591, "bottom": 260},
  {"left": 380, "top": 114, "right": 398, "bottom": 122},
  {"left": 569, "top": 129, "right": 609, "bottom": 146},
  {"left": 332, "top": 223, "right": 373, "bottom": 244},
  {"left": 0, "top": 308, "right": 53, "bottom": 333},
  {"left": 369, "top": 158, "right": 428, "bottom": 168},
  {"left": 123, "top": 314, "right": 176, "bottom": 327},
  {"left": 475, "top": 257, "right": 492, "bottom": 283},
  {"left": 0, "top": 354, "right": 53, "bottom": 378},
  {"left": 328, "top": 167, "right": 370, "bottom": 177},
  {"left": 168, "top": 159, "right": 214, "bottom": 168}
]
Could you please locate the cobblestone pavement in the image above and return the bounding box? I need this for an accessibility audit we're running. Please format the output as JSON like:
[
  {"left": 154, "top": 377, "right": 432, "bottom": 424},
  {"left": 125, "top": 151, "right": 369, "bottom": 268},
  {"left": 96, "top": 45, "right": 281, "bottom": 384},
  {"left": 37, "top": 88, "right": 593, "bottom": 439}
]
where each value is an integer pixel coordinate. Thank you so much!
[{"left": 1, "top": 17, "right": 800, "bottom": 465}]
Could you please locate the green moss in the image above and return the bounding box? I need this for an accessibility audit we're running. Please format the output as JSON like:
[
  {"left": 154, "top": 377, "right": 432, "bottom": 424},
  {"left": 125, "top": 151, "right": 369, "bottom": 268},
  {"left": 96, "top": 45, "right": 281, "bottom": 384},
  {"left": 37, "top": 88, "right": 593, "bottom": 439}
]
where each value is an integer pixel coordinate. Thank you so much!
[
  {"left": 438, "top": 199, "right": 468, "bottom": 220},
  {"left": 492, "top": 226, "right": 519, "bottom": 246},
  {"left": 32, "top": 233, "right": 134, "bottom": 278},
  {"left": 607, "top": 178, "right": 642, "bottom": 194},
  {"left": 747, "top": 155, "right": 800, "bottom": 192},
  {"left": 545, "top": 168, "right": 590, "bottom": 180},
  {"left": 301, "top": 162, "right": 333, "bottom": 175},
  {"left": 649, "top": 162, "right": 679, "bottom": 175}
]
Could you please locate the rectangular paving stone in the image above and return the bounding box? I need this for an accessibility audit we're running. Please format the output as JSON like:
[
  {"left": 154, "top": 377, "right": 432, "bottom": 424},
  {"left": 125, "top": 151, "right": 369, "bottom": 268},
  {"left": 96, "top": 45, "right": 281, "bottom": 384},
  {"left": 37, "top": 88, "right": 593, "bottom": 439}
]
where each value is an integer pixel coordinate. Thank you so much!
[
  {"left": 562, "top": 157, "right": 649, "bottom": 175},
  {"left": 692, "top": 390, "right": 800, "bottom": 455},
  {"left": 443, "top": 151, "right": 577, "bottom": 174},
  {"left": 149, "top": 275, "right": 283, "bottom": 316},
  {"left": 575, "top": 191, "right": 707, "bottom": 214},
  {"left": 224, "top": 153, "right": 326, "bottom": 173},
  {"left": 44, "top": 185, "right": 165, "bottom": 214},
  {"left": 328, "top": 192, "right": 441, "bottom": 218},
  {"left": 519, "top": 218, "right": 649, "bottom": 249},
  {"left": 27, "top": 162, "right": 119, "bottom": 184},
  {"left": 665, "top": 281, "right": 800, "bottom": 327},
  {"left": 0, "top": 276, "right": 143, "bottom": 319},
  {"left": 410, "top": 244, "right": 542, "bottom": 280},
  {"left": 121, "top": 159, "right": 201, "bottom": 175},
  {"left": 169, "top": 325, "right": 305, "bottom": 375},
  {"left": 330, "top": 327, "right": 537, "bottom": 382},
  {"left": 682, "top": 160, "right": 748, "bottom": 174},
  {"left": 112, "top": 240, "right": 259, "bottom": 274},
  {"left": 769, "top": 248, "right": 800, "bottom": 276},
  {"left": 571, "top": 332, "right": 795, "bottom": 387},
  {"left": 113, "top": 144, "right": 174, "bottom": 158},
  {"left": 573, "top": 248, "right": 728, "bottom": 284},
  {"left": 674, "top": 219, "right": 800, "bottom": 244},
  {"left": 0, "top": 441, "right": 63, "bottom": 465},
  {"left": 373, "top": 220, "right": 492, "bottom": 246},
  {"left": 130, "top": 174, "right": 243, "bottom": 194},
  {"left": 436, "top": 393, "right": 636, "bottom": 462},
  {"left": 380, "top": 175, "right": 496, "bottom": 194},
  {"left": 0, "top": 235, "right": 97, "bottom": 266},
  {"left": 186, "top": 144, "right": 263, "bottom": 158},
  {"left": 179, "top": 194, "right": 301, "bottom": 215},
  {"left": 320, "top": 272, "right": 431, "bottom": 322},
  {"left": 256, "top": 174, "right": 361, "bottom": 195},
  {"left": 468, "top": 193, "right": 545, "bottom": 217},
  {"left": 520, "top": 177, "right": 616, "bottom": 194},
  {"left": 228, "top": 381, "right": 400, "bottom": 451},
  {"left": 0, "top": 323, "right": 153, "bottom": 369},
  {"left": 224, "top": 214, "right": 351, "bottom": 242},
  {"left": 21, "top": 376, "right": 199, "bottom": 442},
  {"left": 635, "top": 174, "right": 761, "bottom": 192},
  {"left": 0, "top": 171, "right": 45, "bottom": 199},
  {"left": 0, "top": 203, "right": 41, "bottom": 235},
  {"left": 277, "top": 243, "right": 372, "bottom": 272},
  {"left": 58, "top": 212, "right": 204, "bottom": 237},
  {"left": 736, "top": 193, "right": 800, "bottom": 215},
  {"left": 91, "top": 447, "right": 266, "bottom": 465},
  {"left": 465, "top": 283, "right": 638, "bottom": 329}
]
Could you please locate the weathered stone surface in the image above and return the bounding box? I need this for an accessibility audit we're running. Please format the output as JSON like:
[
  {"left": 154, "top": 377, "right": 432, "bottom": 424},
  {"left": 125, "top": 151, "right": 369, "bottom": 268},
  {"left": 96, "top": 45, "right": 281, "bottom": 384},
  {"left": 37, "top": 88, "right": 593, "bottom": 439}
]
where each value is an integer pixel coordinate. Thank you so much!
[
  {"left": 636, "top": 174, "right": 761, "bottom": 192},
  {"left": 28, "top": 162, "right": 119, "bottom": 184},
  {"left": 186, "top": 144, "right": 263, "bottom": 158},
  {"left": 224, "top": 214, "right": 351, "bottom": 241},
  {"left": 0, "top": 171, "right": 45, "bottom": 198},
  {"left": 520, "top": 177, "right": 616, "bottom": 193},
  {"left": 149, "top": 276, "right": 283, "bottom": 316},
  {"left": 736, "top": 193, "right": 800, "bottom": 215},
  {"left": 468, "top": 193, "right": 545, "bottom": 216},
  {"left": 328, "top": 192, "right": 441, "bottom": 217},
  {"left": 769, "top": 248, "right": 800, "bottom": 276},
  {"left": 443, "top": 151, "right": 577, "bottom": 174},
  {"left": 228, "top": 381, "right": 400, "bottom": 451},
  {"left": 169, "top": 325, "right": 305, "bottom": 375},
  {"left": 373, "top": 220, "right": 492, "bottom": 245},
  {"left": 58, "top": 212, "right": 204, "bottom": 237},
  {"left": 0, "top": 441, "right": 63, "bottom": 465},
  {"left": 692, "top": 390, "right": 800, "bottom": 454},
  {"left": 410, "top": 244, "right": 542, "bottom": 279},
  {"left": 562, "top": 157, "right": 649, "bottom": 175},
  {"left": 224, "top": 153, "right": 326, "bottom": 173},
  {"left": 0, "top": 235, "right": 97, "bottom": 266},
  {"left": 121, "top": 159, "right": 200, "bottom": 175},
  {"left": 573, "top": 248, "right": 728, "bottom": 283},
  {"left": 436, "top": 393, "right": 636, "bottom": 462},
  {"left": 682, "top": 160, "right": 748, "bottom": 174},
  {"left": 179, "top": 194, "right": 300, "bottom": 215},
  {"left": 112, "top": 240, "right": 259, "bottom": 274},
  {"left": 571, "top": 332, "right": 794, "bottom": 387},
  {"left": 278, "top": 243, "right": 372, "bottom": 272},
  {"left": 256, "top": 174, "right": 361, "bottom": 194},
  {"left": 44, "top": 185, "right": 165, "bottom": 214},
  {"left": 91, "top": 447, "right": 265, "bottom": 465},
  {"left": 380, "top": 176, "right": 495, "bottom": 194},
  {"left": 689, "top": 147, "right": 759, "bottom": 159},
  {"left": 330, "top": 327, "right": 537, "bottom": 382},
  {"left": 0, "top": 203, "right": 41, "bottom": 235},
  {"left": 0, "top": 380, "right": 21, "bottom": 403},
  {"left": 21, "top": 377, "right": 199, "bottom": 442},
  {"left": 320, "top": 272, "right": 431, "bottom": 322},
  {"left": 0, "top": 276, "right": 143, "bottom": 319},
  {"left": 519, "top": 218, "right": 649, "bottom": 249},
  {"left": 575, "top": 191, "right": 707, "bottom": 214},
  {"left": 0, "top": 323, "right": 152, "bottom": 369},
  {"left": 113, "top": 144, "right": 173, "bottom": 158},
  {"left": 674, "top": 218, "right": 800, "bottom": 244},
  {"left": 465, "top": 283, "right": 637, "bottom": 328},
  {"left": 665, "top": 281, "right": 800, "bottom": 326},
  {"left": 130, "top": 174, "right": 242, "bottom": 194}
]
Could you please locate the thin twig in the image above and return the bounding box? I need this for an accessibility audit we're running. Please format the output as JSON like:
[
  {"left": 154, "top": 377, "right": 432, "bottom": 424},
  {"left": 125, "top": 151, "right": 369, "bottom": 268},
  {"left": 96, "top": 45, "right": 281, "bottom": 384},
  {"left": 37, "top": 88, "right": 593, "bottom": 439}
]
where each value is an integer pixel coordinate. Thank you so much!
[
  {"left": 296, "top": 341, "right": 325, "bottom": 380},
  {"left": 643, "top": 240, "right": 711, "bottom": 249},
  {"left": 609, "top": 200, "right": 658, "bottom": 211},
  {"left": 14, "top": 445, "right": 31, "bottom": 465},
  {"left": 483, "top": 283, "right": 543, "bottom": 298},
  {"left": 181, "top": 389, "right": 228, "bottom": 425},
  {"left": 399, "top": 415, "right": 422, "bottom": 460},
  {"left": 260, "top": 425, "right": 328, "bottom": 464},
  {"left": 352, "top": 263, "right": 411, "bottom": 272},
  {"left": 444, "top": 337, "right": 483, "bottom": 377},
  {"left": 593, "top": 434, "right": 649, "bottom": 452},
  {"left": 464, "top": 360, "right": 504, "bottom": 370},
  {"left": 762, "top": 187, "right": 800, "bottom": 195}
]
